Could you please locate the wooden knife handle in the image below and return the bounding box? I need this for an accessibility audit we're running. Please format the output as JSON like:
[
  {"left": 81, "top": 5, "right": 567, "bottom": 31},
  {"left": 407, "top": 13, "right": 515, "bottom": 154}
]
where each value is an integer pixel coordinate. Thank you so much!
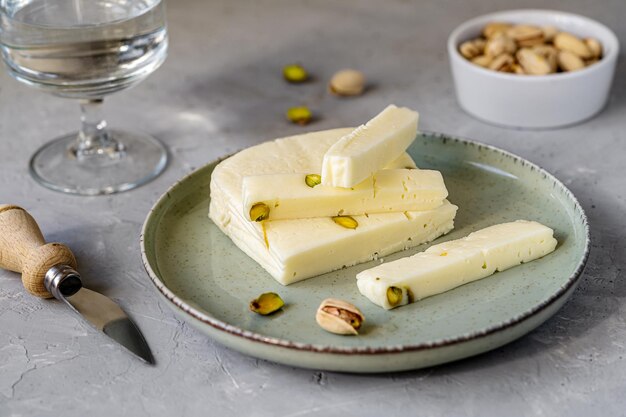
[{"left": 0, "top": 205, "right": 77, "bottom": 298}]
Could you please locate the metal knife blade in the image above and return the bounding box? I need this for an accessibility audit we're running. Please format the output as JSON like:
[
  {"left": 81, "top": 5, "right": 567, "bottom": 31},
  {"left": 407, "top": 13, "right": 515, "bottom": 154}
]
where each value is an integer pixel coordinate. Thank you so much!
[
  {"left": 62, "top": 287, "right": 155, "bottom": 364},
  {"left": 0, "top": 205, "right": 154, "bottom": 364}
]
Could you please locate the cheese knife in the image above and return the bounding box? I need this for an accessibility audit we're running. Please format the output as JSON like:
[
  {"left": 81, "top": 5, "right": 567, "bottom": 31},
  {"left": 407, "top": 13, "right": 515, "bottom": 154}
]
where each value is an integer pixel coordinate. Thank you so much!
[{"left": 0, "top": 204, "right": 154, "bottom": 364}]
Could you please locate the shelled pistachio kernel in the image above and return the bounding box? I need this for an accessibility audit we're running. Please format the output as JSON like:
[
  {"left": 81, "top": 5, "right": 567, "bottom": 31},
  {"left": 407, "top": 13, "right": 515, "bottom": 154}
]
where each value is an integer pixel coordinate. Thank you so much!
[
  {"left": 250, "top": 202, "right": 270, "bottom": 222},
  {"left": 305, "top": 174, "right": 322, "bottom": 188},
  {"left": 286, "top": 106, "right": 312, "bottom": 125},
  {"left": 329, "top": 69, "right": 366, "bottom": 96},
  {"left": 249, "top": 292, "right": 284, "bottom": 315},
  {"left": 282, "top": 64, "right": 308, "bottom": 83},
  {"left": 332, "top": 215, "right": 358, "bottom": 229},
  {"left": 386, "top": 286, "right": 404, "bottom": 307},
  {"left": 316, "top": 298, "right": 364, "bottom": 335}
]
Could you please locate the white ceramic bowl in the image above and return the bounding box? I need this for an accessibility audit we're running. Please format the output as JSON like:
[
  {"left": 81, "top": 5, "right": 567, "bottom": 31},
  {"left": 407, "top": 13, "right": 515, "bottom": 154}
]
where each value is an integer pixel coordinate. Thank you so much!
[{"left": 448, "top": 9, "right": 619, "bottom": 129}]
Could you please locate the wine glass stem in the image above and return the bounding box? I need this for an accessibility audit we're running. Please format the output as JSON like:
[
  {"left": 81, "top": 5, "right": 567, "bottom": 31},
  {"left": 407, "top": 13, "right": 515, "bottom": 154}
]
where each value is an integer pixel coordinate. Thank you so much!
[{"left": 73, "top": 98, "right": 124, "bottom": 160}]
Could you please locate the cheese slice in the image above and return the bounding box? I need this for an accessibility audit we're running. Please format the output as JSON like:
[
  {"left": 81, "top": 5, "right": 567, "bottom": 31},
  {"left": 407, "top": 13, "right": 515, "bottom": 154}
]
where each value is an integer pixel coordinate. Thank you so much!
[
  {"left": 241, "top": 169, "right": 448, "bottom": 221},
  {"left": 356, "top": 220, "right": 558, "bottom": 309},
  {"left": 321, "top": 105, "right": 419, "bottom": 188},
  {"left": 209, "top": 128, "right": 457, "bottom": 285}
]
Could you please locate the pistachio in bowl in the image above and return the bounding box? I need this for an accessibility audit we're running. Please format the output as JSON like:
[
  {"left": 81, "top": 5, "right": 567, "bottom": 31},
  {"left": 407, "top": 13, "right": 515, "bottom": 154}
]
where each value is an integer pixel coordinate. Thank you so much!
[
  {"left": 459, "top": 22, "right": 602, "bottom": 75},
  {"left": 447, "top": 9, "right": 619, "bottom": 128}
]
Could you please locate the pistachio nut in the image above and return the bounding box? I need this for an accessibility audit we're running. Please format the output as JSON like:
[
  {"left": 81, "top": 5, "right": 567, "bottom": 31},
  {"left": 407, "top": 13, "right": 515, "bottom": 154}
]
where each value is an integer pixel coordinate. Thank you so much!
[
  {"left": 305, "top": 173, "right": 322, "bottom": 188},
  {"left": 532, "top": 45, "right": 558, "bottom": 72},
  {"left": 471, "top": 54, "right": 492, "bottom": 68},
  {"left": 516, "top": 48, "right": 551, "bottom": 75},
  {"left": 459, "top": 41, "right": 481, "bottom": 59},
  {"left": 485, "top": 32, "right": 516, "bottom": 57},
  {"left": 329, "top": 69, "right": 366, "bottom": 96},
  {"left": 482, "top": 22, "right": 512, "bottom": 39},
  {"left": 542, "top": 25, "right": 558, "bottom": 42},
  {"left": 506, "top": 24, "right": 544, "bottom": 47},
  {"left": 283, "top": 64, "right": 308, "bottom": 83},
  {"left": 472, "top": 38, "right": 487, "bottom": 52},
  {"left": 286, "top": 106, "right": 313, "bottom": 125},
  {"left": 585, "top": 38, "right": 602, "bottom": 59},
  {"left": 554, "top": 32, "right": 592, "bottom": 59},
  {"left": 511, "top": 63, "right": 525, "bottom": 74},
  {"left": 250, "top": 202, "right": 270, "bottom": 222},
  {"left": 332, "top": 215, "right": 358, "bottom": 229},
  {"left": 558, "top": 50, "right": 585, "bottom": 72},
  {"left": 316, "top": 298, "right": 364, "bottom": 335},
  {"left": 488, "top": 53, "right": 514, "bottom": 72},
  {"left": 386, "top": 286, "right": 404, "bottom": 307},
  {"left": 249, "top": 292, "right": 285, "bottom": 315}
]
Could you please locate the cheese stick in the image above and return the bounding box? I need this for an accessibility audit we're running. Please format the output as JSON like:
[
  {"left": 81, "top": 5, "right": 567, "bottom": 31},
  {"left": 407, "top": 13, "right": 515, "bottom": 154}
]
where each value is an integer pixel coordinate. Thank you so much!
[
  {"left": 242, "top": 169, "right": 447, "bottom": 221},
  {"left": 321, "top": 105, "right": 419, "bottom": 188},
  {"left": 356, "top": 220, "right": 558, "bottom": 309}
]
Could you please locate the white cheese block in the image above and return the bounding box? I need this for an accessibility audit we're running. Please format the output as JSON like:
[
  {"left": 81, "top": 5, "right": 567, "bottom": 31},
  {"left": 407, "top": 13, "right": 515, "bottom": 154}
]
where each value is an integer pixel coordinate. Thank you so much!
[
  {"left": 321, "top": 105, "right": 419, "bottom": 188},
  {"left": 209, "top": 128, "right": 457, "bottom": 285},
  {"left": 241, "top": 169, "right": 448, "bottom": 221},
  {"left": 356, "top": 220, "right": 558, "bottom": 309}
]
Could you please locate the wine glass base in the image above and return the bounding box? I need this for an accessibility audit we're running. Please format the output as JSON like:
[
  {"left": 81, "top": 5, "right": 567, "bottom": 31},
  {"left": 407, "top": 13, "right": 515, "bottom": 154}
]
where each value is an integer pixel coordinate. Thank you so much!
[{"left": 29, "top": 130, "right": 167, "bottom": 195}]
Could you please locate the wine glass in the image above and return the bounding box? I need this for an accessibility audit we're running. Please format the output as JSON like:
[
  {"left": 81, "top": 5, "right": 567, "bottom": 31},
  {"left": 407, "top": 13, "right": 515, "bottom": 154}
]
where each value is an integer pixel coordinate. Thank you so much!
[{"left": 0, "top": 0, "right": 168, "bottom": 195}]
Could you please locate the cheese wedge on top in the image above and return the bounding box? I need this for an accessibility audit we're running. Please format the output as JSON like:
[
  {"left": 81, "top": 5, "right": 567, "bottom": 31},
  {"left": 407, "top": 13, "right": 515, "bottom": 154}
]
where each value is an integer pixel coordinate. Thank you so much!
[
  {"left": 241, "top": 169, "right": 448, "bottom": 221},
  {"left": 209, "top": 128, "right": 457, "bottom": 285},
  {"left": 321, "top": 105, "right": 419, "bottom": 188},
  {"left": 357, "top": 220, "right": 558, "bottom": 309}
]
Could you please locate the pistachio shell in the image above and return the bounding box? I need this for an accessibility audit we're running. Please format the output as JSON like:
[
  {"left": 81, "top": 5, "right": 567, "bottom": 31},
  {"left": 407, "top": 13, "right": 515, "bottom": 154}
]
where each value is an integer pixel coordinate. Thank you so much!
[
  {"left": 329, "top": 69, "right": 366, "bottom": 96},
  {"left": 485, "top": 32, "right": 517, "bottom": 57},
  {"left": 459, "top": 41, "right": 481, "bottom": 59},
  {"left": 506, "top": 24, "right": 544, "bottom": 47},
  {"left": 516, "top": 48, "right": 551, "bottom": 75},
  {"left": 554, "top": 32, "right": 592, "bottom": 59},
  {"left": 512, "top": 63, "right": 525, "bottom": 75},
  {"left": 471, "top": 54, "right": 492, "bottom": 68},
  {"left": 316, "top": 298, "right": 364, "bottom": 335},
  {"left": 472, "top": 38, "right": 487, "bottom": 52},
  {"left": 558, "top": 50, "right": 585, "bottom": 72},
  {"left": 482, "top": 22, "right": 512, "bottom": 39},
  {"left": 488, "top": 53, "right": 514, "bottom": 72},
  {"left": 585, "top": 38, "right": 602, "bottom": 59},
  {"left": 532, "top": 45, "right": 558, "bottom": 72},
  {"left": 542, "top": 25, "right": 558, "bottom": 42}
]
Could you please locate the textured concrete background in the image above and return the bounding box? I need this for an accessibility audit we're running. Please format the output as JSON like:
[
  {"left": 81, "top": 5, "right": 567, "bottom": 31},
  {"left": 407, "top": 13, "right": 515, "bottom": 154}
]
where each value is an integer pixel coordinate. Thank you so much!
[{"left": 1, "top": 0, "right": 625, "bottom": 416}]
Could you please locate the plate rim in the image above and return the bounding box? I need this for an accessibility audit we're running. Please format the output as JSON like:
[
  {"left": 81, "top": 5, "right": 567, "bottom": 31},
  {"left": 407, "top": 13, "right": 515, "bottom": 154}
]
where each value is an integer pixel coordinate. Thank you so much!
[{"left": 140, "top": 131, "right": 590, "bottom": 355}]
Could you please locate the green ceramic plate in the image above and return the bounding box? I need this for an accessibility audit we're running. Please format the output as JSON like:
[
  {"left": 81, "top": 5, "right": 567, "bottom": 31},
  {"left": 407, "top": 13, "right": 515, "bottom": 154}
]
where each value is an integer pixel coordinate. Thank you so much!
[{"left": 141, "top": 132, "right": 589, "bottom": 373}]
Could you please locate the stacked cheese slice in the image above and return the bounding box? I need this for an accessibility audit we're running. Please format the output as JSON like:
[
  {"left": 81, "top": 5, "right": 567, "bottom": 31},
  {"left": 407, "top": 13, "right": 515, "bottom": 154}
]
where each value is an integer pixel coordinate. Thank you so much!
[{"left": 209, "top": 106, "right": 457, "bottom": 285}]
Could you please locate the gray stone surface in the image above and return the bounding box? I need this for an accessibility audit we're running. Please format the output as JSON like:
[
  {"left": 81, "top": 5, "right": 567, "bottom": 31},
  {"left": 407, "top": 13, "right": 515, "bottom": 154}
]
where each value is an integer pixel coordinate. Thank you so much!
[{"left": 1, "top": 0, "right": 625, "bottom": 415}]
